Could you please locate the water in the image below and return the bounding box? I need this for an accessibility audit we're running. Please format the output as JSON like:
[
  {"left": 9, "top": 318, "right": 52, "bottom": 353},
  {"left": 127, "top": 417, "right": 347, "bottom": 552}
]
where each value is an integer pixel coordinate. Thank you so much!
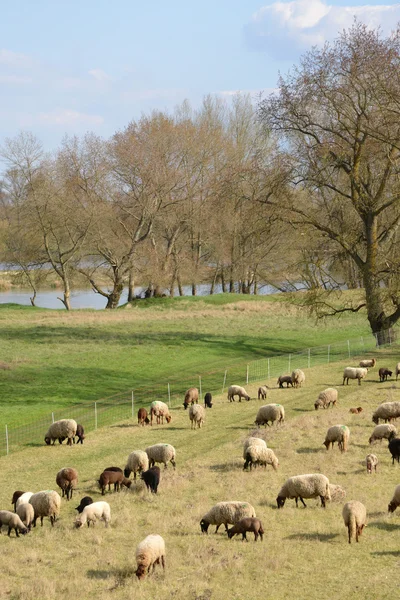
[{"left": 0, "top": 283, "right": 280, "bottom": 310}]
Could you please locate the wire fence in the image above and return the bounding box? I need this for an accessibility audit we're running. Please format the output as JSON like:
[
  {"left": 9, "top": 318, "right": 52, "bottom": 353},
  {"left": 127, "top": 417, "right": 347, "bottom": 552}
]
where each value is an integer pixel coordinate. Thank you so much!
[{"left": 0, "top": 327, "right": 397, "bottom": 457}]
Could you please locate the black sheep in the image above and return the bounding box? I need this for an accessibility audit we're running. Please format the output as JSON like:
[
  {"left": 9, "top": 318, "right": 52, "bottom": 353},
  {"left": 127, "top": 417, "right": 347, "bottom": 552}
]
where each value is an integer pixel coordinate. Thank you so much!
[
  {"left": 75, "top": 496, "right": 93, "bottom": 513},
  {"left": 388, "top": 438, "right": 400, "bottom": 465},
  {"left": 204, "top": 392, "right": 213, "bottom": 408},
  {"left": 141, "top": 466, "right": 161, "bottom": 494}
]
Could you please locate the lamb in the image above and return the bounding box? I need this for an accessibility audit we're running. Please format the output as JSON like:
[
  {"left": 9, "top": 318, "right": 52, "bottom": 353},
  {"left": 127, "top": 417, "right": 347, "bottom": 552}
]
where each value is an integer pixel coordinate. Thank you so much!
[
  {"left": 135, "top": 534, "right": 166, "bottom": 580},
  {"left": 291, "top": 369, "right": 305, "bottom": 388},
  {"left": 124, "top": 450, "right": 149, "bottom": 480},
  {"left": 15, "top": 492, "right": 33, "bottom": 510},
  {"left": 255, "top": 404, "right": 285, "bottom": 427},
  {"left": 138, "top": 407, "right": 150, "bottom": 426},
  {"left": 388, "top": 438, "right": 400, "bottom": 465},
  {"left": 388, "top": 484, "right": 400, "bottom": 513},
  {"left": 342, "top": 501, "right": 367, "bottom": 543},
  {"left": 75, "top": 496, "right": 93, "bottom": 513},
  {"left": 183, "top": 387, "right": 199, "bottom": 409},
  {"left": 277, "top": 375, "right": 293, "bottom": 388},
  {"left": 369, "top": 424, "right": 397, "bottom": 444},
  {"left": 243, "top": 445, "right": 278, "bottom": 471},
  {"left": 56, "top": 467, "right": 78, "bottom": 500},
  {"left": 349, "top": 407, "right": 363, "bottom": 414},
  {"left": 396, "top": 362, "right": 400, "bottom": 381},
  {"left": 258, "top": 386, "right": 268, "bottom": 400},
  {"left": 145, "top": 443, "right": 176, "bottom": 469},
  {"left": 75, "top": 501, "right": 111, "bottom": 528},
  {"left": 372, "top": 401, "right": 400, "bottom": 424},
  {"left": 11, "top": 491, "right": 25, "bottom": 512},
  {"left": 74, "top": 424, "right": 85, "bottom": 444},
  {"left": 328, "top": 484, "right": 346, "bottom": 503},
  {"left": 227, "top": 517, "right": 264, "bottom": 541},
  {"left": 29, "top": 490, "right": 61, "bottom": 527},
  {"left": 141, "top": 466, "right": 161, "bottom": 494},
  {"left": 98, "top": 470, "right": 132, "bottom": 495},
  {"left": 0, "top": 510, "right": 28, "bottom": 537},
  {"left": 150, "top": 401, "right": 172, "bottom": 425},
  {"left": 227, "top": 385, "right": 251, "bottom": 402},
  {"left": 323, "top": 425, "right": 350, "bottom": 452},
  {"left": 189, "top": 403, "right": 205, "bottom": 429},
  {"left": 366, "top": 454, "right": 378, "bottom": 474},
  {"left": 276, "top": 473, "right": 331, "bottom": 508},
  {"left": 343, "top": 367, "right": 368, "bottom": 385},
  {"left": 204, "top": 392, "right": 213, "bottom": 408},
  {"left": 44, "top": 419, "right": 77, "bottom": 446},
  {"left": 200, "top": 501, "right": 256, "bottom": 533},
  {"left": 379, "top": 367, "right": 393, "bottom": 382},
  {"left": 16, "top": 503, "right": 34, "bottom": 530},
  {"left": 359, "top": 358, "right": 376, "bottom": 369},
  {"left": 314, "top": 388, "right": 338, "bottom": 410}
]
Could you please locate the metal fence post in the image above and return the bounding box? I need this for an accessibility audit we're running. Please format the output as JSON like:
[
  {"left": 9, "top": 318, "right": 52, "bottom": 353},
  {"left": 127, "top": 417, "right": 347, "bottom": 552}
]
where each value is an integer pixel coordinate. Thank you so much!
[
  {"left": 5, "top": 425, "right": 9, "bottom": 456},
  {"left": 199, "top": 376, "right": 202, "bottom": 398},
  {"left": 288, "top": 354, "right": 291, "bottom": 372},
  {"left": 347, "top": 340, "right": 351, "bottom": 358},
  {"left": 308, "top": 348, "right": 311, "bottom": 369},
  {"left": 267, "top": 358, "right": 270, "bottom": 380},
  {"left": 246, "top": 365, "right": 249, "bottom": 385},
  {"left": 51, "top": 412, "right": 55, "bottom": 424},
  {"left": 131, "top": 391, "right": 134, "bottom": 418},
  {"left": 328, "top": 345, "right": 330, "bottom": 363},
  {"left": 168, "top": 383, "right": 171, "bottom": 407},
  {"left": 222, "top": 370, "right": 227, "bottom": 394},
  {"left": 94, "top": 402, "right": 97, "bottom": 430}
]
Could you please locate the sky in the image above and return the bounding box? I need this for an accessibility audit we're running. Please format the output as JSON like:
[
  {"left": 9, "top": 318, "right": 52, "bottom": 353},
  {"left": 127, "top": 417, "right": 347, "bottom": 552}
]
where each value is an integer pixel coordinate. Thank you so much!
[{"left": 1, "top": 0, "right": 400, "bottom": 150}]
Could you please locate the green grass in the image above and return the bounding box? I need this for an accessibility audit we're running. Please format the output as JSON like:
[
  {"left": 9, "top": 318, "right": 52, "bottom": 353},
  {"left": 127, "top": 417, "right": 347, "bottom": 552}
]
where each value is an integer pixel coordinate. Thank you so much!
[{"left": 1, "top": 354, "right": 400, "bottom": 599}]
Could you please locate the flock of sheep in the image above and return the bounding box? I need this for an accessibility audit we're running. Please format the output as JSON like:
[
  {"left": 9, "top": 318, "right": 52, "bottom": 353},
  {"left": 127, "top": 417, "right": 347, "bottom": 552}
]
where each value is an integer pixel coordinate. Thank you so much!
[{"left": 2, "top": 357, "right": 400, "bottom": 582}]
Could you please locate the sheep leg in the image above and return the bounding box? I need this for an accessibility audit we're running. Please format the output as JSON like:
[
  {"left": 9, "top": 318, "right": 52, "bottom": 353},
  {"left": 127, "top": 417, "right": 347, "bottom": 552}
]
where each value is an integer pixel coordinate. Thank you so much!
[
  {"left": 299, "top": 497, "right": 307, "bottom": 508},
  {"left": 254, "top": 532, "right": 258, "bottom": 541},
  {"left": 348, "top": 526, "right": 351, "bottom": 544},
  {"left": 320, "top": 496, "right": 326, "bottom": 508},
  {"left": 242, "top": 532, "right": 248, "bottom": 542},
  {"left": 215, "top": 525, "right": 221, "bottom": 533},
  {"left": 161, "top": 555, "right": 165, "bottom": 570},
  {"left": 40, "top": 517, "right": 44, "bottom": 527}
]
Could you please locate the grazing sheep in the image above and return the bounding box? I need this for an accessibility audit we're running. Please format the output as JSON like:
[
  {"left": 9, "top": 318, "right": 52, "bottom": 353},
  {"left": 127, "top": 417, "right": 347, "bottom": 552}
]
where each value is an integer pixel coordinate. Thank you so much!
[
  {"left": 75, "top": 496, "right": 93, "bottom": 514},
  {"left": 56, "top": 467, "right": 78, "bottom": 500},
  {"left": 204, "top": 392, "right": 213, "bottom": 408},
  {"left": 369, "top": 424, "right": 397, "bottom": 444},
  {"left": 359, "top": 358, "right": 376, "bottom": 368},
  {"left": 183, "top": 387, "right": 199, "bottom": 409},
  {"left": 388, "top": 438, "right": 400, "bottom": 465},
  {"left": 11, "top": 491, "right": 25, "bottom": 512},
  {"left": 243, "top": 437, "right": 267, "bottom": 453},
  {"left": 243, "top": 445, "right": 278, "bottom": 471},
  {"left": 135, "top": 534, "right": 166, "bottom": 580},
  {"left": 314, "top": 388, "right": 338, "bottom": 410},
  {"left": 366, "top": 454, "right": 378, "bottom": 474},
  {"left": 343, "top": 367, "right": 368, "bottom": 385},
  {"left": 227, "top": 385, "right": 251, "bottom": 402},
  {"left": 44, "top": 419, "right": 77, "bottom": 446},
  {"left": 98, "top": 470, "right": 132, "bottom": 495},
  {"left": 145, "top": 443, "right": 176, "bottom": 469},
  {"left": 328, "top": 484, "right": 346, "bottom": 503},
  {"left": 150, "top": 401, "right": 172, "bottom": 425},
  {"left": 29, "top": 490, "right": 61, "bottom": 527},
  {"left": 227, "top": 517, "right": 264, "bottom": 541},
  {"left": 277, "top": 375, "right": 293, "bottom": 388},
  {"left": 189, "top": 403, "right": 205, "bottom": 429},
  {"left": 291, "top": 369, "right": 305, "bottom": 388},
  {"left": 349, "top": 407, "right": 363, "bottom": 414},
  {"left": 396, "top": 362, "right": 400, "bottom": 381},
  {"left": 124, "top": 450, "right": 149, "bottom": 480},
  {"left": 255, "top": 404, "right": 285, "bottom": 427},
  {"left": 141, "top": 466, "right": 161, "bottom": 494},
  {"left": 388, "top": 484, "right": 400, "bottom": 513},
  {"left": 16, "top": 503, "right": 34, "bottom": 530},
  {"left": 200, "top": 501, "right": 256, "bottom": 534},
  {"left": 15, "top": 492, "right": 33, "bottom": 510},
  {"left": 0, "top": 511, "right": 28, "bottom": 537},
  {"left": 342, "top": 501, "right": 367, "bottom": 543},
  {"left": 372, "top": 401, "right": 400, "bottom": 424},
  {"left": 323, "top": 425, "right": 350, "bottom": 452},
  {"left": 74, "top": 424, "right": 85, "bottom": 444},
  {"left": 276, "top": 473, "right": 331, "bottom": 508},
  {"left": 137, "top": 407, "right": 150, "bottom": 426},
  {"left": 100, "top": 467, "right": 123, "bottom": 490},
  {"left": 258, "top": 386, "right": 268, "bottom": 400},
  {"left": 379, "top": 367, "right": 393, "bottom": 382},
  {"left": 75, "top": 501, "right": 111, "bottom": 528}
]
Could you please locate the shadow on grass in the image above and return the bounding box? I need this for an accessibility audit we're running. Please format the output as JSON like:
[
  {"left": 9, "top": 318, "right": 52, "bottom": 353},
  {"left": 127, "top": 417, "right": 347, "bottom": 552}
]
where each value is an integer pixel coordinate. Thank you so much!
[
  {"left": 296, "top": 447, "right": 322, "bottom": 454},
  {"left": 285, "top": 533, "right": 339, "bottom": 542},
  {"left": 209, "top": 463, "right": 241, "bottom": 472},
  {"left": 371, "top": 550, "right": 400, "bottom": 557},
  {"left": 87, "top": 567, "right": 136, "bottom": 581},
  {"left": 368, "top": 520, "right": 400, "bottom": 532}
]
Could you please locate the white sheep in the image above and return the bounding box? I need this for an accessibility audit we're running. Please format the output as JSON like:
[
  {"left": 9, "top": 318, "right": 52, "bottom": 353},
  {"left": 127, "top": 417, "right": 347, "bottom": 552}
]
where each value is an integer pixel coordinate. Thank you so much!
[
  {"left": 342, "top": 501, "right": 367, "bottom": 543},
  {"left": 291, "top": 369, "right": 305, "bottom": 388},
  {"left": 258, "top": 386, "right": 268, "bottom": 400},
  {"left": 75, "top": 501, "right": 111, "bottom": 528},
  {"left": 255, "top": 404, "right": 285, "bottom": 427},
  {"left": 243, "top": 444, "right": 279, "bottom": 471},
  {"left": 124, "top": 450, "right": 149, "bottom": 480},
  {"left": 0, "top": 510, "right": 28, "bottom": 537},
  {"left": 359, "top": 358, "right": 376, "bottom": 368},
  {"left": 145, "top": 443, "right": 176, "bottom": 469},
  {"left": 149, "top": 401, "right": 171, "bottom": 425},
  {"left": 16, "top": 503, "right": 35, "bottom": 530},
  {"left": 243, "top": 437, "right": 267, "bottom": 453},
  {"left": 372, "top": 401, "right": 400, "bottom": 424},
  {"left": 396, "top": 363, "right": 400, "bottom": 381},
  {"left": 343, "top": 367, "right": 367, "bottom": 386},
  {"left": 29, "top": 490, "right": 61, "bottom": 527},
  {"left": 15, "top": 492, "right": 33, "bottom": 509},
  {"left": 227, "top": 385, "right": 250, "bottom": 402},
  {"left": 368, "top": 423, "right": 397, "bottom": 444},
  {"left": 366, "top": 454, "right": 378, "bottom": 474},
  {"left": 323, "top": 425, "right": 350, "bottom": 452},
  {"left": 328, "top": 484, "right": 346, "bottom": 503},
  {"left": 135, "top": 534, "right": 166, "bottom": 580},
  {"left": 189, "top": 404, "right": 205, "bottom": 429},
  {"left": 276, "top": 473, "right": 331, "bottom": 508},
  {"left": 388, "top": 484, "right": 400, "bottom": 513},
  {"left": 44, "top": 419, "right": 77, "bottom": 446},
  {"left": 56, "top": 467, "right": 78, "bottom": 500},
  {"left": 200, "top": 501, "right": 256, "bottom": 533},
  {"left": 314, "top": 388, "right": 338, "bottom": 410}
]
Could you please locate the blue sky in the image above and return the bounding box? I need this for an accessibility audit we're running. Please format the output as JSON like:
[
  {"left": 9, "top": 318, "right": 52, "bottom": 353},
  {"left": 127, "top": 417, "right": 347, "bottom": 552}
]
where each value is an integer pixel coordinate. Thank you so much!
[{"left": 1, "top": 0, "right": 399, "bottom": 149}]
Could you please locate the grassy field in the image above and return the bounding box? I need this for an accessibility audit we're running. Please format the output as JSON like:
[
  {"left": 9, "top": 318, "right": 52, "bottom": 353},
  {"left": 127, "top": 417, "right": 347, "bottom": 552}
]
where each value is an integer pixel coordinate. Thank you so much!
[
  {"left": 1, "top": 353, "right": 400, "bottom": 600},
  {"left": 0, "top": 293, "right": 373, "bottom": 427}
]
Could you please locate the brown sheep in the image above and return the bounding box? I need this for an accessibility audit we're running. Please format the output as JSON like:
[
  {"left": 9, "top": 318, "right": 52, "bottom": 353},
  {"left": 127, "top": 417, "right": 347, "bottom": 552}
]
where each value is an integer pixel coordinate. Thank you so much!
[
  {"left": 227, "top": 517, "right": 264, "bottom": 542},
  {"left": 349, "top": 407, "right": 363, "bottom": 414},
  {"left": 56, "top": 467, "right": 78, "bottom": 500},
  {"left": 137, "top": 407, "right": 150, "bottom": 426},
  {"left": 183, "top": 387, "right": 199, "bottom": 409},
  {"left": 379, "top": 368, "right": 393, "bottom": 382},
  {"left": 98, "top": 471, "right": 132, "bottom": 495}
]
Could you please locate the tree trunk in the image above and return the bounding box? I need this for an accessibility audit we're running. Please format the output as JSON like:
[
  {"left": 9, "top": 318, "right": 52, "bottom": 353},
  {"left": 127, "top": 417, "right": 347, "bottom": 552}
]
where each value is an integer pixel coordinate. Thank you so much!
[
  {"left": 210, "top": 266, "right": 219, "bottom": 295},
  {"left": 30, "top": 290, "right": 37, "bottom": 307},
  {"left": 192, "top": 283, "right": 197, "bottom": 296},
  {"left": 177, "top": 275, "right": 184, "bottom": 296},
  {"left": 105, "top": 281, "right": 124, "bottom": 309},
  {"left": 127, "top": 271, "right": 135, "bottom": 302},
  {"left": 221, "top": 270, "right": 226, "bottom": 293}
]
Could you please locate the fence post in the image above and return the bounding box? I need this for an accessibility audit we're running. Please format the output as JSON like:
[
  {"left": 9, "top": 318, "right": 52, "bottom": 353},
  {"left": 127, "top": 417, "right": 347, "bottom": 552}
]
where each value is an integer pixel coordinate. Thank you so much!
[
  {"left": 199, "top": 376, "right": 202, "bottom": 398},
  {"left": 222, "top": 370, "right": 227, "bottom": 394},
  {"left": 94, "top": 402, "right": 97, "bottom": 430},
  {"left": 328, "top": 345, "right": 330, "bottom": 363},
  {"left": 51, "top": 412, "right": 55, "bottom": 424},
  {"left": 267, "top": 358, "right": 270, "bottom": 381},
  {"left": 246, "top": 365, "right": 249, "bottom": 385},
  {"left": 348, "top": 340, "right": 351, "bottom": 358},
  {"left": 168, "top": 383, "right": 171, "bottom": 408},
  {"left": 131, "top": 391, "right": 134, "bottom": 418},
  {"left": 288, "top": 354, "right": 291, "bottom": 373},
  {"left": 5, "top": 425, "right": 8, "bottom": 456},
  {"left": 361, "top": 336, "right": 364, "bottom": 350},
  {"left": 308, "top": 348, "right": 311, "bottom": 369}
]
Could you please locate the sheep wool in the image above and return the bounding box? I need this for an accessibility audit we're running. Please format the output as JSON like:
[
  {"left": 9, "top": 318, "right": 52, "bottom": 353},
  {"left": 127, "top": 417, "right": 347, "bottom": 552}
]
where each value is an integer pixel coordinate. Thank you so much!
[
  {"left": 276, "top": 473, "right": 331, "bottom": 508},
  {"left": 366, "top": 454, "right": 378, "bottom": 474},
  {"left": 359, "top": 358, "right": 376, "bottom": 368},
  {"left": 372, "top": 401, "right": 400, "bottom": 424},
  {"left": 243, "top": 437, "right": 267, "bottom": 453},
  {"left": 124, "top": 450, "right": 149, "bottom": 480},
  {"left": 75, "top": 501, "right": 111, "bottom": 528},
  {"left": 56, "top": 467, "right": 78, "bottom": 500},
  {"left": 15, "top": 492, "right": 33, "bottom": 509},
  {"left": 145, "top": 443, "right": 176, "bottom": 469},
  {"left": 227, "top": 385, "right": 250, "bottom": 402},
  {"left": 343, "top": 367, "right": 367, "bottom": 385},
  {"left": 135, "top": 534, "right": 166, "bottom": 580},
  {"left": 29, "top": 490, "right": 61, "bottom": 527},
  {"left": 396, "top": 363, "right": 400, "bottom": 381},
  {"left": 328, "top": 484, "right": 346, "bottom": 503},
  {"left": 243, "top": 445, "right": 279, "bottom": 471},
  {"left": 369, "top": 424, "right": 397, "bottom": 444},
  {"left": 323, "top": 425, "right": 350, "bottom": 452},
  {"left": 150, "top": 401, "right": 171, "bottom": 425},
  {"left": 0, "top": 510, "right": 28, "bottom": 537},
  {"left": 200, "top": 501, "right": 256, "bottom": 533},
  {"left": 314, "top": 388, "right": 338, "bottom": 410},
  {"left": 388, "top": 484, "right": 400, "bottom": 513},
  {"left": 255, "top": 404, "right": 285, "bottom": 427},
  {"left": 291, "top": 369, "right": 305, "bottom": 388},
  {"left": 189, "top": 404, "right": 205, "bottom": 429},
  {"left": 16, "top": 503, "right": 35, "bottom": 529},
  {"left": 342, "top": 501, "right": 367, "bottom": 543},
  {"left": 44, "top": 419, "right": 77, "bottom": 446}
]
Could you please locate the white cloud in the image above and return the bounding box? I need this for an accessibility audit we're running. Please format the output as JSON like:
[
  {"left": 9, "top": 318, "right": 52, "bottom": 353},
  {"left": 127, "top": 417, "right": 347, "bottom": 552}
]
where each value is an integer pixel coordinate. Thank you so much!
[
  {"left": 20, "top": 109, "right": 104, "bottom": 128},
  {"left": 121, "top": 88, "right": 186, "bottom": 102},
  {"left": 0, "top": 48, "right": 34, "bottom": 68},
  {"left": 0, "top": 74, "right": 32, "bottom": 84},
  {"left": 245, "top": 1, "right": 400, "bottom": 58},
  {"left": 88, "top": 68, "right": 111, "bottom": 82}
]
